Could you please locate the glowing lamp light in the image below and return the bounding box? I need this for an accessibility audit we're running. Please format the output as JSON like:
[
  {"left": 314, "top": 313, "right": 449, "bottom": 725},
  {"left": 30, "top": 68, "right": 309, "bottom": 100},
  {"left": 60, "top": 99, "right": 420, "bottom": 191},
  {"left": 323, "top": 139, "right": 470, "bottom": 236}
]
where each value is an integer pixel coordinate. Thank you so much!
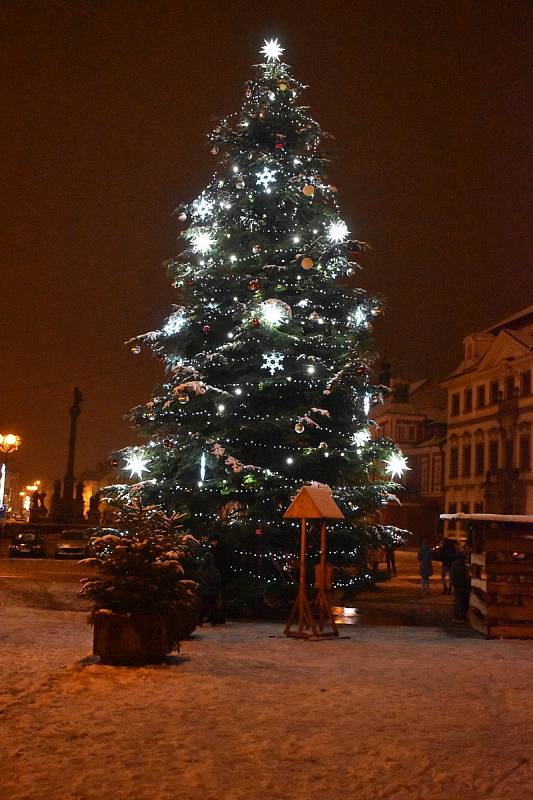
[
  {"left": 327, "top": 219, "right": 349, "bottom": 243},
  {"left": 259, "top": 299, "right": 291, "bottom": 327},
  {"left": 385, "top": 452, "right": 409, "bottom": 480},
  {"left": 191, "top": 230, "right": 215, "bottom": 255},
  {"left": 260, "top": 37, "right": 284, "bottom": 63},
  {"left": 124, "top": 453, "right": 150, "bottom": 480}
]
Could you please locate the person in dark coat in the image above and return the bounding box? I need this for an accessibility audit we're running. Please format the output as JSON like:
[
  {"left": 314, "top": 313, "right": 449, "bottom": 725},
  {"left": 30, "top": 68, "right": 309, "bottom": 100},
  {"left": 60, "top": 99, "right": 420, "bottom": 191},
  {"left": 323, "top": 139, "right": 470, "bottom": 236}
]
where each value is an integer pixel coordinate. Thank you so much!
[
  {"left": 385, "top": 544, "right": 397, "bottom": 577},
  {"left": 449, "top": 547, "right": 471, "bottom": 622},
  {"left": 417, "top": 539, "right": 433, "bottom": 594},
  {"left": 198, "top": 551, "right": 222, "bottom": 625},
  {"left": 439, "top": 537, "right": 457, "bottom": 594},
  {"left": 209, "top": 533, "right": 230, "bottom": 624}
]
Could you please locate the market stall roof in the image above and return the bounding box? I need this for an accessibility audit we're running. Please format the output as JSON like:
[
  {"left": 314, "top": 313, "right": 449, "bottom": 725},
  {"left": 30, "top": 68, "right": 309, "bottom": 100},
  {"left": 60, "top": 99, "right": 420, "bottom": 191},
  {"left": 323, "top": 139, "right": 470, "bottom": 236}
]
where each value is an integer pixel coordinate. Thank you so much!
[
  {"left": 284, "top": 485, "right": 345, "bottom": 520},
  {"left": 441, "top": 513, "right": 533, "bottom": 524}
]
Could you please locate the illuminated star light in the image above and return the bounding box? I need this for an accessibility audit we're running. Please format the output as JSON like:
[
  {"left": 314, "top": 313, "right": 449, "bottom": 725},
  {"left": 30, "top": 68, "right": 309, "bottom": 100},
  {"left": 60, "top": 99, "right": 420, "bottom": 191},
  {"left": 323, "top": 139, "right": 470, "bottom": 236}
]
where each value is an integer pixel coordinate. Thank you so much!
[
  {"left": 260, "top": 38, "right": 284, "bottom": 63},
  {"left": 124, "top": 453, "right": 150, "bottom": 480},
  {"left": 327, "top": 219, "right": 349, "bottom": 243},
  {"left": 200, "top": 452, "right": 206, "bottom": 482},
  {"left": 262, "top": 352, "right": 284, "bottom": 375},
  {"left": 385, "top": 452, "right": 410, "bottom": 480},
  {"left": 191, "top": 230, "right": 215, "bottom": 255}
]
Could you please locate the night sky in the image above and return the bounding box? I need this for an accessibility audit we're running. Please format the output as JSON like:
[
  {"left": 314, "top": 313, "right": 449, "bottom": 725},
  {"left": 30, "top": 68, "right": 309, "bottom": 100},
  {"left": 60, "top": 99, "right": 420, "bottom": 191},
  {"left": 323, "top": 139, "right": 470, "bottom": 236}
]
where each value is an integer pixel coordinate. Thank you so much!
[{"left": 1, "top": 0, "right": 531, "bottom": 485}]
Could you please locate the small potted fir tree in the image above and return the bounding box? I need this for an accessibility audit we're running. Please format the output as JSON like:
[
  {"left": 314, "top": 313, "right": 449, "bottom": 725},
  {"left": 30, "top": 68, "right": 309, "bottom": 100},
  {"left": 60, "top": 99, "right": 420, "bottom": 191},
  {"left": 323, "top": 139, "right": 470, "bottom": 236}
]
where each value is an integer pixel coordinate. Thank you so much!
[{"left": 80, "top": 492, "right": 198, "bottom": 665}]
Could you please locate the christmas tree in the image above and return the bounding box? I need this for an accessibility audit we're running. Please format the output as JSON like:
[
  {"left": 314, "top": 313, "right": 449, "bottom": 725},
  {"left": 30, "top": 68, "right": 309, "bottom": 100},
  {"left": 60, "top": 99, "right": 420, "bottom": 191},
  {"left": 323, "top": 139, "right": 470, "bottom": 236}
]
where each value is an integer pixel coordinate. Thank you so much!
[{"left": 118, "top": 38, "right": 407, "bottom": 603}]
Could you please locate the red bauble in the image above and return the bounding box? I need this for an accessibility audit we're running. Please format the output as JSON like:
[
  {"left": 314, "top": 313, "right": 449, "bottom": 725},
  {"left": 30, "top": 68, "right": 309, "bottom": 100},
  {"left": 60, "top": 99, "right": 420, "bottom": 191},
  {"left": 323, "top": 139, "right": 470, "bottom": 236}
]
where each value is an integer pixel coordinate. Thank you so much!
[
  {"left": 186, "top": 278, "right": 194, "bottom": 287},
  {"left": 255, "top": 528, "right": 263, "bottom": 536},
  {"left": 251, "top": 318, "right": 261, "bottom": 328},
  {"left": 248, "top": 279, "right": 260, "bottom": 291},
  {"left": 163, "top": 439, "right": 172, "bottom": 449},
  {"left": 275, "top": 142, "right": 285, "bottom": 150},
  {"left": 202, "top": 325, "right": 210, "bottom": 334},
  {"left": 356, "top": 366, "right": 366, "bottom": 376}
]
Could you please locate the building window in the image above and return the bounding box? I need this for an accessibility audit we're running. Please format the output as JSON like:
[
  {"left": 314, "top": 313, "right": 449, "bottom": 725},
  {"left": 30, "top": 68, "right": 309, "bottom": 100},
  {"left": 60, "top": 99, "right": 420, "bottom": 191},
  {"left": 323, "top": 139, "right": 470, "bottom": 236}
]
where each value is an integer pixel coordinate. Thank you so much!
[
  {"left": 504, "top": 438, "right": 514, "bottom": 469},
  {"left": 396, "top": 421, "right": 417, "bottom": 441},
  {"left": 489, "top": 440, "right": 499, "bottom": 472},
  {"left": 474, "top": 501, "right": 483, "bottom": 513},
  {"left": 451, "top": 393, "right": 460, "bottom": 416},
  {"left": 474, "top": 442, "right": 485, "bottom": 476},
  {"left": 449, "top": 447, "right": 459, "bottom": 478},
  {"left": 419, "top": 457, "right": 429, "bottom": 492},
  {"left": 490, "top": 381, "right": 499, "bottom": 405},
  {"left": 462, "top": 444, "right": 471, "bottom": 476},
  {"left": 432, "top": 453, "right": 442, "bottom": 492},
  {"left": 521, "top": 370, "right": 531, "bottom": 397},
  {"left": 519, "top": 435, "right": 531, "bottom": 471},
  {"left": 448, "top": 502, "right": 457, "bottom": 531},
  {"left": 505, "top": 376, "right": 515, "bottom": 400},
  {"left": 464, "top": 389, "right": 473, "bottom": 413},
  {"left": 476, "top": 385, "right": 486, "bottom": 409}
]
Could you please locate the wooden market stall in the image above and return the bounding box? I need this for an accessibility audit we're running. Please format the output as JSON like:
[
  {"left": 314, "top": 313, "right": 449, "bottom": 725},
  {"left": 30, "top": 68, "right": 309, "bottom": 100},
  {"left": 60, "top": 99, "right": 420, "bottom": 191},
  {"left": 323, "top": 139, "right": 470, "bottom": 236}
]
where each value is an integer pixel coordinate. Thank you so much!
[
  {"left": 442, "top": 513, "right": 533, "bottom": 639},
  {"left": 283, "top": 485, "right": 345, "bottom": 639}
]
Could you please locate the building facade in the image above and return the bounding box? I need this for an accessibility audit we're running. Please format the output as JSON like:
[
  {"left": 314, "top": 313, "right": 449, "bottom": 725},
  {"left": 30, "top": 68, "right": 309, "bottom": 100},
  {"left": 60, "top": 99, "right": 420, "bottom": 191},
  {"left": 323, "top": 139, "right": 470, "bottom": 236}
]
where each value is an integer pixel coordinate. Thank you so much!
[
  {"left": 370, "top": 378, "right": 447, "bottom": 543},
  {"left": 441, "top": 306, "right": 533, "bottom": 535}
]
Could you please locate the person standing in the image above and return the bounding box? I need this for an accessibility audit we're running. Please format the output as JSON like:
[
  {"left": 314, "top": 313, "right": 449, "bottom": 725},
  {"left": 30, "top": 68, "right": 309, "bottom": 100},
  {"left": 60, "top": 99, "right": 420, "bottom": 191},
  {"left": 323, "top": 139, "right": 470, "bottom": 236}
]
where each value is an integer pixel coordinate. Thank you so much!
[
  {"left": 417, "top": 539, "right": 433, "bottom": 594},
  {"left": 449, "top": 546, "right": 471, "bottom": 622},
  {"left": 438, "top": 537, "right": 457, "bottom": 594},
  {"left": 209, "top": 532, "right": 230, "bottom": 624},
  {"left": 385, "top": 543, "right": 397, "bottom": 577}
]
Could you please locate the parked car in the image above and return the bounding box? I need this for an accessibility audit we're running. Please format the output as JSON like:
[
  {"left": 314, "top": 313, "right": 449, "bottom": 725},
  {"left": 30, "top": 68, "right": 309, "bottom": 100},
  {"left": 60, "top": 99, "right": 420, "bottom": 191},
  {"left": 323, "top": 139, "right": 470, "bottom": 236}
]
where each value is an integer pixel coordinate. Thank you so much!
[
  {"left": 9, "top": 531, "right": 46, "bottom": 558},
  {"left": 55, "top": 530, "right": 87, "bottom": 559}
]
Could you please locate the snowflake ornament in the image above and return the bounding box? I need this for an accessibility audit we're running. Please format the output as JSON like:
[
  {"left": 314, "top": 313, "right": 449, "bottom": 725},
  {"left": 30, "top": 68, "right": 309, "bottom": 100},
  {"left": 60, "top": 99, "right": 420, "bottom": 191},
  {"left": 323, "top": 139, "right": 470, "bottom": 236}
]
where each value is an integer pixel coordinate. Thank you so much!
[
  {"left": 262, "top": 352, "right": 284, "bottom": 375},
  {"left": 192, "top": 195, "right": 214, "bottom": 220},
  {"left": 256, "top": 167, "right": 277, "bottom": 191},
  {"left": 260, "top": 38, "right": 284, "bottom": 63}
]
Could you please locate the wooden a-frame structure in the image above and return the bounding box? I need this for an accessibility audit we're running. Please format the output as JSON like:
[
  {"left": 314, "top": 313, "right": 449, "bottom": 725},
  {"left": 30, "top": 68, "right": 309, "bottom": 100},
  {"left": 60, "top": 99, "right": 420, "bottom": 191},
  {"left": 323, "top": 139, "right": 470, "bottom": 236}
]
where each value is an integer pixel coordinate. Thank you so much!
[{"left": 283, "top": 485, "right": 345, "bottom": 639}]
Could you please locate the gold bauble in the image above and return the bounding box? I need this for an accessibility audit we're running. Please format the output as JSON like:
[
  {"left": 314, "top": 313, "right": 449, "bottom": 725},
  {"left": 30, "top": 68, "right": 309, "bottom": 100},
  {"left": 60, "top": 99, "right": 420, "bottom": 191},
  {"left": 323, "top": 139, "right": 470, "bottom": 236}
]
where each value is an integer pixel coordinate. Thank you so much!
[
  {"left": 177, "top": 393, "right": 189, "bottom": 405},
  {"left": 302, "top": 184, "right": 315, "bottom": 197},
  {"left": 301, "top": 257, "right": 314, "bottom": 270}
]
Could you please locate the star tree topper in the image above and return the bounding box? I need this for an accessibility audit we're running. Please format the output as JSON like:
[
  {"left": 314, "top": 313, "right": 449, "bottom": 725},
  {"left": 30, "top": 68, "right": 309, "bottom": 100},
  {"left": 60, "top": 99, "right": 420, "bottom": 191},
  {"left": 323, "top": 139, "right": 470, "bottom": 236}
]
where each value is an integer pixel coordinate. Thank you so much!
[{"left": 260, "top": 38, "right": 284, "bottom": 63}]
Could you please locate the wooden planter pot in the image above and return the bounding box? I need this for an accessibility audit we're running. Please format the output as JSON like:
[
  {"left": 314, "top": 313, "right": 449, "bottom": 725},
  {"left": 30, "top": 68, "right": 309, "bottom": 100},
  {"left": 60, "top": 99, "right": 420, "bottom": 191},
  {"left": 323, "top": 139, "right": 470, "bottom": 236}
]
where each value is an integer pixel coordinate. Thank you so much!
[{"left": 93, "top": 611, "right": 170, "bottom": 666}]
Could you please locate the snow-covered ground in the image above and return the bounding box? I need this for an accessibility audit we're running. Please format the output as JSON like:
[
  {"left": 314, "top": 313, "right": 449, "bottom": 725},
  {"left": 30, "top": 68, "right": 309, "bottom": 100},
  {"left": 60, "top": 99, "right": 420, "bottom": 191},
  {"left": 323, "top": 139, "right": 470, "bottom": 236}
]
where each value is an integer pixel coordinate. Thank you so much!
[{"left": 1, "top": 600, "right": 533, "bottom": 800}]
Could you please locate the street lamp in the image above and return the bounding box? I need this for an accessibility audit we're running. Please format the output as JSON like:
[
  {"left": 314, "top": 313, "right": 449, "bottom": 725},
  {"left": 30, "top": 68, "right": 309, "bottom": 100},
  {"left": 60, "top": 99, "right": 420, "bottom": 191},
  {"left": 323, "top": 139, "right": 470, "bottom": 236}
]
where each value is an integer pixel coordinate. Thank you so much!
[{"left": 0, "top": 433, "right": 21, "bottom": 515}]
